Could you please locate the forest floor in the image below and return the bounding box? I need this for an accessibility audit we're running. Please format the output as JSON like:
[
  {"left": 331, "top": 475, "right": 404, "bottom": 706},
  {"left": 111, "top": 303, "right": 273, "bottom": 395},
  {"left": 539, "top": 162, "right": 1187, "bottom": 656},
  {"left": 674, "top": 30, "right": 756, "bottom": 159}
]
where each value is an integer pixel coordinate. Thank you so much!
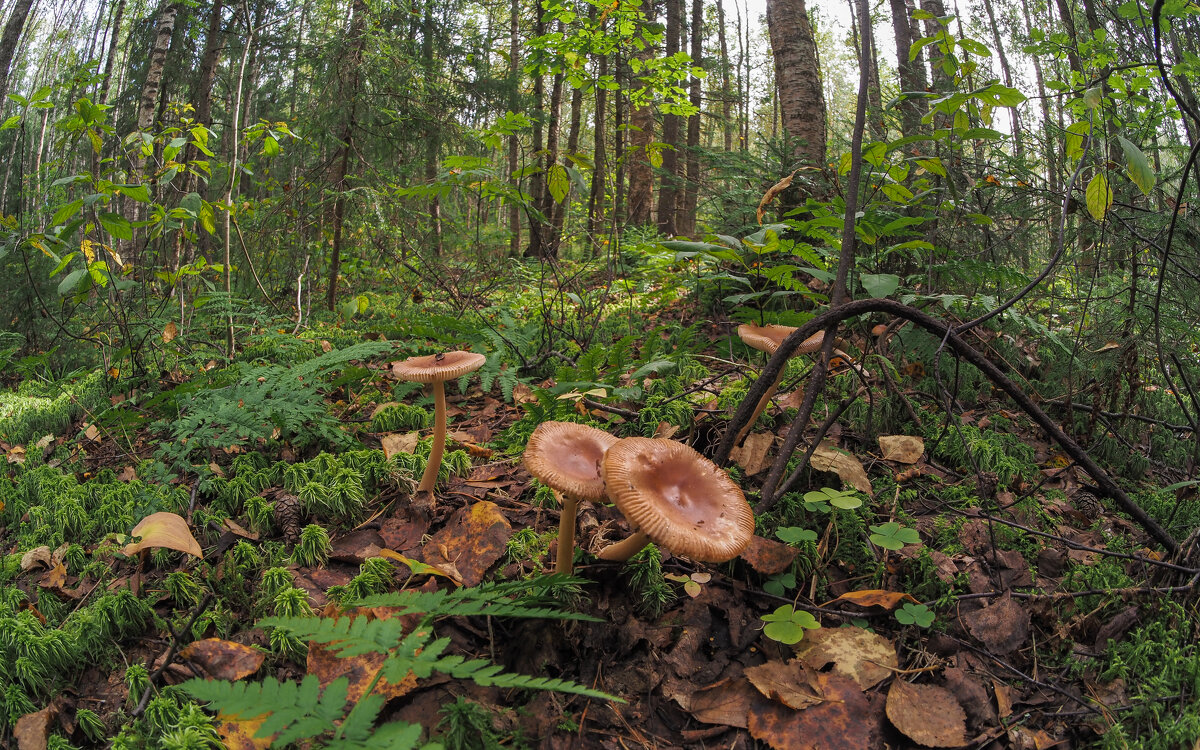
[{"left": 1, "top": 263, "right": 1198, "bottom": 749}]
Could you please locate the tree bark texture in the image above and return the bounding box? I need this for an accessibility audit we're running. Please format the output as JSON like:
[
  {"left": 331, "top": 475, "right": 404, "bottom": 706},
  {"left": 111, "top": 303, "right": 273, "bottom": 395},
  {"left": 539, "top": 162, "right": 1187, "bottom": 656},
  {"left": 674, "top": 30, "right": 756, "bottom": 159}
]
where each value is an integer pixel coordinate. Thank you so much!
[
  {"left": 678, "top": 0, "right": 702, "bottom": 237},
  {"left": 766, "top": 0, "right": 826, "bottom": 196},
  {"left": 0, "top": 0, "right": 33, "bottom": 115},
  {"left": 326, "top": 0, "right": 367, "bottom": 310},
  {"left": 626, "top": 0, "right": 656, "bottom": 227},
  {"left": 137, "top": 3, "right": 178, "bottom": 133},
  {"left": 888, "top": 0, "right": 926, "bottom": 136},
  {"left": 656, "top": 0, "right": 681, "bottom": 236}
]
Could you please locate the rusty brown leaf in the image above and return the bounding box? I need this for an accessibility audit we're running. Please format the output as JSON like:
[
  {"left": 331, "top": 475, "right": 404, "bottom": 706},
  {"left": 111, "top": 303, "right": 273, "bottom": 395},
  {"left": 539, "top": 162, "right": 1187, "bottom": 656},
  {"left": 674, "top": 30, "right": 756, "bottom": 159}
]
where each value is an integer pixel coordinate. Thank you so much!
[
  {"left": 215, "top": 713, "right": 274, "bottom": 750},
  {"left": 745, "top": 660, "right": 823, "bottom": 710},
  {"left": 38, "top": 563, "right": 67, "bottom": 591},
  {"left": 810, "top": 443, "right": 873, "bottom": 495},
  {"left": 729, "top": 432, "right": 775, "bottom": 476},
  {"left": 13, "top": 705, "right": 55, "bottom": 750},
  {"left": 162, "top": 321, "right": 178, "bottom": 343},
  {"left": 831, "top": 589, "right": 920, "bottom": 611},
  {"left": 793, "top": 626, "right": 897, "bottom": 690},
  {"left": 682, "top": 678, "right": 757, "bottom": 728},
  {"left": 886, "top": 679, "right": 969, "bottom": 748},
  {"left": 181, "top": 639, "right": 266, "bottom": 681},
  {"left": 420, "top": 501, "right": 512, "bottom": 587},
  {"left": 739, "top": 535, "right": 799, "bottom": 575},
  {"left": 380, "top": 432, "right": 420, "bottom": 460},
  {"left": 306, "top": 609, "right": 420, "bottom": 704},
  {"left": 747, "top": 673, "right": 873, "bottom": 750},
  {"left": 20, "top": 546, "right": 51, "bottom": 572}
]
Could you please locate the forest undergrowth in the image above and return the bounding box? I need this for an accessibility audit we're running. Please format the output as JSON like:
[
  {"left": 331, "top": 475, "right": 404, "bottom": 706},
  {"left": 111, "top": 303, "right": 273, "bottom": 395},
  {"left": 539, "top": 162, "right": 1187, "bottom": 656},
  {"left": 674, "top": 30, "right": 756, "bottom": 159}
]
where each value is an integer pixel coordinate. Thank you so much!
[{"left": 0, "top": 241, "right": 1199, "bottom": 750}]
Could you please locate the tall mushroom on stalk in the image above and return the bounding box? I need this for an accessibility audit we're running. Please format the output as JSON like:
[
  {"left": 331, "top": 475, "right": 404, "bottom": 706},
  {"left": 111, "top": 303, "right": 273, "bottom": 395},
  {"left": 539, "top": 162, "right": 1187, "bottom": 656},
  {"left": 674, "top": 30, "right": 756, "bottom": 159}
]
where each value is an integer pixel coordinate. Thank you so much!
[
  {"left": 523, "top": 421, "right": 619, "bottom": 575},
  {"left": 392, "top": 351, "right": 487, "bottom": 500},
  {"left": 598, "top": 437, "right": 755, "bottom": 563},
  {"left": 734, "top": 323, "right": 826, "bottom": 447}
]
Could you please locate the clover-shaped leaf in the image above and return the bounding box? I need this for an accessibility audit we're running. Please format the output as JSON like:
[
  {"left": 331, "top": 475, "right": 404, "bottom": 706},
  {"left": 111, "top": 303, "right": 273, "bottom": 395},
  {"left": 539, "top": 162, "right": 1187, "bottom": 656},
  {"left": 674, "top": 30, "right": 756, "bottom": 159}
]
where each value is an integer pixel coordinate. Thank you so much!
[
  {"left": 869, "top": 522, "right": 921, "bottom": 550},
  {"left": 895, "top": 602, "right": 935, "bottom": 628},
  {"left": 763, "top": 572, "right": 797, "bottom": 597},
  {"left": 761, "top": 605, "right": 820, "bottom": 644},
  {"left": 804, "top": 487, "right": 862, "bottom": 511},
  {"left": 776, "top": 526, "right": 818, "bottom": 545}
]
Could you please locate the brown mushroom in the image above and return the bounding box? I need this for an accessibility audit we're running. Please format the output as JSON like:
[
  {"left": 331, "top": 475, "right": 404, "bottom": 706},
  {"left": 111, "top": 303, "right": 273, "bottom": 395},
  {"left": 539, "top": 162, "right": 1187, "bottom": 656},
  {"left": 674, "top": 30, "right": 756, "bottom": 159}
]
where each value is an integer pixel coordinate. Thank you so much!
[
  {"left": 392, "top": 350, "right": 487, "bottom": 495},
  {"left": 598, "top": 437, "right": 755, "bottom": 563},
  {"left": 735, "top": 323, "right": 825, "bottom": 446},
  {"left": 523, "top": 421, "right": 619, "bottom": 574}
]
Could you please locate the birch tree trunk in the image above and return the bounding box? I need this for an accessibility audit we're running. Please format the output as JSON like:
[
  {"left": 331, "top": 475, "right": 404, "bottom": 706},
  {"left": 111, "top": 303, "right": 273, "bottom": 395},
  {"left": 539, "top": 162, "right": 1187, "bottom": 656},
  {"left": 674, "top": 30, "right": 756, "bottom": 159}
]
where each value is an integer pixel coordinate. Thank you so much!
[
  {"left": 766, "top": 0, "right": 827, "bottom": 203},
  {"left": 137, "top": 3, "right": 178, "bottom": 134}
]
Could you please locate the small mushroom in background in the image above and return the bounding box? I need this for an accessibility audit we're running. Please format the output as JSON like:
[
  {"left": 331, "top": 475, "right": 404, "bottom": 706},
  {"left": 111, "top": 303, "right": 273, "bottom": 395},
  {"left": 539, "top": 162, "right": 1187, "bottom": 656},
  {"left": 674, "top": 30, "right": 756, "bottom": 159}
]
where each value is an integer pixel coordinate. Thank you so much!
[
  {"left": 598, "top": 437, "right": 755, "bottom": 563},
  {"left": 735, "top": 323, "right": 825, "bottom": 446},
  {"left": 391, "top": 350, "right": 487, "bottom": 502},
  {"left": 523, "top": 421, "right": 619, "bottom": 575}
]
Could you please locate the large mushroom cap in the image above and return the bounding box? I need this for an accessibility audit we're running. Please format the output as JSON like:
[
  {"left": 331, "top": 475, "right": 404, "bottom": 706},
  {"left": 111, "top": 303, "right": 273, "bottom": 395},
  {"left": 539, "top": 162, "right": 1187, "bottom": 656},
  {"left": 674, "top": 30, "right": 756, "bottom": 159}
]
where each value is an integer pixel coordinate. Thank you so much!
[
  {"left": 737, "top": 323, "right": 824, "bottom": 356},
  {"left": 603, "top": 437, "right": 755, "bottom": 562},
  {"left": 524, "top": 421, "right": 619, "bottom": 501},
  {"left": 392, "top": 350, "right": 486, "bottom": 383}
]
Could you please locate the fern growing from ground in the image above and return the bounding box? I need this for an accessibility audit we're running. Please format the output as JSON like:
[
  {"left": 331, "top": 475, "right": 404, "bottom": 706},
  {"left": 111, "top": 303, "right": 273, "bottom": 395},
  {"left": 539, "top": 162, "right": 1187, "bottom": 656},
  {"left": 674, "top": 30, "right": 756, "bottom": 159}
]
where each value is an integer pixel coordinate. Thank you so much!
[{"left": 183, "top": 575, "right": 618, "bottom": 748}]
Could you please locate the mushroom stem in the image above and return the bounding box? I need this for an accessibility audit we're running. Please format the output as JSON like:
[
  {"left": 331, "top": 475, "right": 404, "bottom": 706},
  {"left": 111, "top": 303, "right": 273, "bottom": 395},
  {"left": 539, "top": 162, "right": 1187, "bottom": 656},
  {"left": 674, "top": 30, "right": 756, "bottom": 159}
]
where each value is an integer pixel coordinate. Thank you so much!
[
  {"left": 596, "top": 531, "right": 651, "bottom": 562},
  {"left": 416, "top": 379, "right": 447, "bottom": 493},
  {"left": 733, "top": 369, "right": 787, "bottom": 447},
  {"left": 554, "top": 491, "right": 579, "bottom": 575}
]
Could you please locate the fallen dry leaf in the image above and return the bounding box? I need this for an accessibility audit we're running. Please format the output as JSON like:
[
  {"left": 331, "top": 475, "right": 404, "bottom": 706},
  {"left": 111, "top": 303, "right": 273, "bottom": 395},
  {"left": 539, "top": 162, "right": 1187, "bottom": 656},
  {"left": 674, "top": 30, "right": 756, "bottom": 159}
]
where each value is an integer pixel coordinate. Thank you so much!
[
  {"left": 810, "top": 443, "right": 873, "bottom": 495},
  {"left": 793, "top": 626, "right": 897, "bottom": 690},
  {"left": 993, "top": 679, "right": 1014, "bottom": 718},
  {"left": 730, "top": 432, "right": 775, "bottom": 476},
  {"left": 886, "top": 679, "right": 969, "bottom": 748},
  {"left": 420, "top": 501, "right": 512, "bottom": 587},
  {"left": 963, "top": 592, "right": 1029, "bottom": 655},
  {"left": 181, "top": 639, "right": 266, "bottom": 681},
  {"left": 38, "top": 563, "right": 67, "bottom": 590},
  {"left": 20, "top": 546, "right": 52, "bottom": 572},
  {"left": 13, "top": 705, "right": 55, "bottom": 750},
  {"left": 7, "top": 443, "right": 26, "bottom": 464},
  {"left": 756, "top": 169, "right": 797, "bottom": 225},
  {"left": 380, "top": 432, "right": 420, "bottom": 460},
  {"left": 306, "top": 609, "right": 420, "bottom": 704},
  {"left": 739, "top": 535, "right": 799, "bottom": 575},
  {"left": 831, "top": 589, "right": 920, "bottom": 611},
  {"left": 878, "top": 434, "right": 925, "bottom": 463},
  {"left": 681, "top": 678, "right": 757, "bottom": 728},
  {"left": 162, "top": 321, "right": 178, "bottom": 343},
  {"left": 122, "top": 512, "right": 204, "bottom": 558},
  {"left": 748, "top": 672, "right": 873, "bottom": 750},
  {"left": 745, "top": 659, "right": 823, "bottom": 709}
]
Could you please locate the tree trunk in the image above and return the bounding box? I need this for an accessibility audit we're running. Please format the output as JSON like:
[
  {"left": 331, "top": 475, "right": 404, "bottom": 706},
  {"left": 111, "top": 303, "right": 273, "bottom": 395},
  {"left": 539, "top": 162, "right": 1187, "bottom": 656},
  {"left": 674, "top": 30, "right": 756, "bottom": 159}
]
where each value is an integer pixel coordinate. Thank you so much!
[
  {"left": 766, "top": 0, "right": 826, "bottom": 202},
  {"left": 137, "top": 3, "right": 179, "bottom": 133},
  {"left": 656, "top": 0, "right": 682, "bottom": 236},
  {"left": 679, "top": 0, "right": 702, "bottom": 237},
  {"left": 587, "top": 37, "right": 608, "bottom": 239},
  {"left": 325, "top": 0, "right": 367, "bottom": 311},
  {"left": 507, "top": 0, "right": 521, "bottom": 255},
  {"left": 422, "top": 0, "right": 442, "bottom": 255},
  {"left": 716, "top": 0, "right": 733, "bottom": 152},
  {"left": 177, "top": 0, "right": 224, "bottom": 268},
  {"left": 0, "top": 0, "right": 33, "bottom": 115},
  {"left": 626, "top": 0, "right": 656, "bottom": 227},
  {"left": 97, "top": 0, "right": 125, "bottom": 104},
  {"left": 982, "top": 0, "right": 1023, "bottom": 162},
  {"left": 888, "top": 0, "right": 926, "bottom": 136}
]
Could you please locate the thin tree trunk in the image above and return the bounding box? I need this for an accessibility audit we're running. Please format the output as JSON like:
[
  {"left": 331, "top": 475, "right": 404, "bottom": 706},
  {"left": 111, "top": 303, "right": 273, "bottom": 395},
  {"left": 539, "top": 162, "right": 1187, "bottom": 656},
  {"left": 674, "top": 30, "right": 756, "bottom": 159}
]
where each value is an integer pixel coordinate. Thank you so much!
[
  {"left": 325, "top": 0, "right": 367, "bottom": 311},
  {"left": 225, "top": 0, "right": 255, "bottom": 353},
  {"left": 178, "top": 0, "right": 224, "bottom": 269},
  {"left": 137, "top": 3, "right": 179, "bottom": 133},
  {"left": 627, "top": 0, "right": 655, "bottom": 227},
  {"left": 507, "top": 0, "right": 521, "bottom": 255},
  {"left": 679, "top": 0, "right": 702, "bottom": 237},
  {"left": 422, "top": 0, "right": 442, "bottom": 255},
  {"left": 586, "top": 37, "right": 608, "bottom": 239},
  {"left": 0, "top": 0, "right": 33, "bottom": 115},
  {"left": 97, "top": 0, "right": 125, "bottom": 104},
  {"left": 657, "top": 0, "right": 682, "bottom": 235},
  {"left": 982, "top": 0, "right": 1023, "bottom": 161},
  {"left": 888, "top": 0, "right": 926, "bottom": 136},
  {"left": 716, "top": 0, "right": 732, "bottom": 152}
]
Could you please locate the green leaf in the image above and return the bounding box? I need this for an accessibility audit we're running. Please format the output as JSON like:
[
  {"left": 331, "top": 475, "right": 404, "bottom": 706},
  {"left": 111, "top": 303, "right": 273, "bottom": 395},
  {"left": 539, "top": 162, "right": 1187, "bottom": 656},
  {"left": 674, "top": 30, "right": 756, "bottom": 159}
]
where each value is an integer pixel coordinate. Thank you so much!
[
  {"left": 860, "top": 273, "right": 900, "bottom": 299},
  {"left": 776, "top": 527, "right": 818, "bottom": 545},
  {"left": 895, "top": 603, "right": 935, "bottom": 628},
  {"left": 1083, "top": 86, "right": 1103, "bottom": 108},
  {"left": 51, "top": 199, "right": 84, "bottom": 227},
  {"left": 98, "top": 212, "right": 133, "bottom": 240},
  {"left": 548, "top": 163, "right": 569, "bottom": 204},
  {"left": 916, "top": 157, "right": 947, "bottom": 177},
  {"left": 761, "top": 605, "right": 820, "bottom": 645},
  {"left": 1117, "top": 135, "right": 1154, "bottom": 195},
  {"left": 115, "top": 184, "right": 151, "bottom": 202},
  {"left": 57, "top": 268, "right": 86, "bottom": 296},
  {"left": 1085, "top": 174, "right": 1112, "bottom": 221},
  {"left": 0, "top": 114, "right": 20, "bottom": 130}
]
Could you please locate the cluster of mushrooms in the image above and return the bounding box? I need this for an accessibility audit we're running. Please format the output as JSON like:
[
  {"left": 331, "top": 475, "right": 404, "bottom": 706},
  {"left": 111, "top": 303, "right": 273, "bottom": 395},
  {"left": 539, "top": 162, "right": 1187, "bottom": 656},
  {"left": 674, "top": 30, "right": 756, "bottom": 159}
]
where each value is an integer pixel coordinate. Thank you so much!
[
  {"left": 389, "top": 322, "right": 834, "bottom": 573},
  {"left": 524, "top": 422, "right": 756, "bottom": 574}
]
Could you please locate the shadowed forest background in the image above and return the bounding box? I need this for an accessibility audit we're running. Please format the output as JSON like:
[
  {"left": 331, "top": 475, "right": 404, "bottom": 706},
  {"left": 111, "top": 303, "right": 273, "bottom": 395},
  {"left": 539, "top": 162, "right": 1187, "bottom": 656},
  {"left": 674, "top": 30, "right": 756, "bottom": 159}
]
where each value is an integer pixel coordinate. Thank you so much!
[{"left": 1, "top": 0, "right": 1200, "bottom": 746}]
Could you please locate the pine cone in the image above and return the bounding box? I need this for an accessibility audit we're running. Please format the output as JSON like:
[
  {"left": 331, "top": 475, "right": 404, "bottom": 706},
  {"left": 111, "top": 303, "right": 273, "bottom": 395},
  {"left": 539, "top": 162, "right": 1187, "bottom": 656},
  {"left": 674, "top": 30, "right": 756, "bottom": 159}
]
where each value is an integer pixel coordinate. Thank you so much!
[
  {"left": 1072, "top": 490, "right": 1103, "bottom": 520},
  {"left": 274, "top": 493, "right": 304, "bottom": 543}
]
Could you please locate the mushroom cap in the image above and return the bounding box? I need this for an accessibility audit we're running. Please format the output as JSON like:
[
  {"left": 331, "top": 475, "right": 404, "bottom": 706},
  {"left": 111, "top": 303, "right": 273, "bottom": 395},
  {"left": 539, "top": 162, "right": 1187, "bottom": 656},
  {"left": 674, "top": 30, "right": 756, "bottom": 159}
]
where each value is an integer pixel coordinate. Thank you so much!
[
  {"left": 603, "top": 437, "right": 755, "bottom": 562},
  {"left": 392, "top": 350, "right": 486, "bottom": 383},
  {"left": 524, "top": 421, "right": 619, "bottom": 501},
  {"left": 737, "top": 323, "right": 825, "bottom": 356}
]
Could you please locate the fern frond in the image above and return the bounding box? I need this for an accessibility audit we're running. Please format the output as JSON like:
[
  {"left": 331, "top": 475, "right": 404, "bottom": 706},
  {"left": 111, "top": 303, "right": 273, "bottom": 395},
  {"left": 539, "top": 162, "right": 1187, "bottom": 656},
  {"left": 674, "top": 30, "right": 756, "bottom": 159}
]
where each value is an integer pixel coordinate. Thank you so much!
[{"left": 181, "top": 675, "right": 348, "bottom": 745}]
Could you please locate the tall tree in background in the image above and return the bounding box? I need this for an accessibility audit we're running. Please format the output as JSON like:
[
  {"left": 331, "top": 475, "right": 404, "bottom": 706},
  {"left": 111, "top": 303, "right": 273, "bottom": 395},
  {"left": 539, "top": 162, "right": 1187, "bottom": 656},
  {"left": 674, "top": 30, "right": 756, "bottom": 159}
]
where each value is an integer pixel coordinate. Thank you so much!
[
  {"left": 766, "top": 0, "right": 826, "bottom": 205},
  {"left": 678, "top": 0, "right": 702, "bottom": 237},
  {"left": 627, "top": 0, "right": 656, "bottom": 226},
  {"left": 136, "top": 3, "right": 179, "bottom": 135},
  {"left": 326, "top": 0, "right": 367, "bottom": 309},
  {"left": 888, "top": 0, "right": 926, "bottom": 136},
  {"left": 0, "top": 0, "right": 34, "bottom": 115},
  {"left": 656, "top": 0, "right": 681, "bottom": 235}
]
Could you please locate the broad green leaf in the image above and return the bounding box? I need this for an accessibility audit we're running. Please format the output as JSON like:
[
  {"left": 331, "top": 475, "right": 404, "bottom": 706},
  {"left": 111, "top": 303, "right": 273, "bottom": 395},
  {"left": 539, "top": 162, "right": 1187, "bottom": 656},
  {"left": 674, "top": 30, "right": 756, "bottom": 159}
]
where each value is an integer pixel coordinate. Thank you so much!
[
  {"left": 98, "top": 212, "right": 132, "bottom": 240},
  {"left": 57, "top": 267, "right": 86, "bottom": 296},
  {"left": 916, "top": 157, "right": 946, "bottom": 177},
  {"left": 548, "top": 164, "right": 569, "bottom": 204},
  {"left": 115, "top": 184, "right": 151, "bottom": 202},
  {"left": 1085, "top": 174, "right": 1112, "bottom": 221},
  {"left": 1117, "top": 135, "right": 1154, "bottom": 195},
  {"left": 861, "top": 273, "right": 900, "bottom": 299},
  {"left": 1083, "top": 86, "right": 1103, "bottom": 108},
  {"left": 51, "top": 199, "right": 84, "bottom": 227}
]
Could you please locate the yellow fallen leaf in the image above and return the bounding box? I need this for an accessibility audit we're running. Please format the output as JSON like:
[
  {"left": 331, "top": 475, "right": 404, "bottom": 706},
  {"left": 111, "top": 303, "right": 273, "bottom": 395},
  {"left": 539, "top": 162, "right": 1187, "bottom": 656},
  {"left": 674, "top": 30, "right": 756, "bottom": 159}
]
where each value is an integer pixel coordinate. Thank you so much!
[{"left": 122, "top": 512, "right": 204, "bottom": 558}]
